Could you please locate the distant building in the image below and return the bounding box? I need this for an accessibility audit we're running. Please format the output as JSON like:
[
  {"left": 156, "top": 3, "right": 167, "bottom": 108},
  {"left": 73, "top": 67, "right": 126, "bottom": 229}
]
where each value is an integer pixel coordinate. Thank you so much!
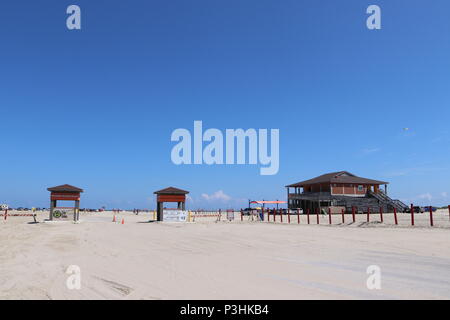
[{"left": 286, "top": 171, "right": 407, "bottom": 213}]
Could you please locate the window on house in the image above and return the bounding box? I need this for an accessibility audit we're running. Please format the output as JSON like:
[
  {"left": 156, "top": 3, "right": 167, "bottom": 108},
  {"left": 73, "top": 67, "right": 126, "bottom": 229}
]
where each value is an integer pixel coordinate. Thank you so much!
[{"left": 358, "top": 185, "right": 363, "bottom": 191}]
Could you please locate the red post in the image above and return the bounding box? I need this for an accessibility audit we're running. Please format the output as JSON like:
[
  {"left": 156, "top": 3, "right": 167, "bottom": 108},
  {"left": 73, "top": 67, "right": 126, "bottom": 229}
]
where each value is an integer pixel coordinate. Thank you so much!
[
  {"left": 379, "top": 207, "right": 384, "bottom": 223},
  {"left": 393, "top": 207, "right": 398, "bottom": 225},
  {"left": 297, "top": 209, "right": 300, "bottom": 224},
  {"left": 410, "top": 204, "right": 415, "bottom": 226},
  {"left": 4, "top": 209, "right": 7, "bottom": 220},
  {"left": 328, "top": 207, "right": 332, "bottom": 225},
  {"left": 367, "top": 207, "right": 370, "bottom": 223},
  {"left": 240, "top": 209, "right": 243, "bottom": 221},
  {"left": 316, "top": 207, "right": 319, "bottom": 224},
  {"left": 341, "top": 208, "right": 345, "bottom": 224},
  {"left": 448, "top": 205, "right": 450, "bottom": 221},
  {"left": 429, "top": 206, "right": 434, "bottom": 227},
  {"left": 287, "top": 209, "right": 291, "bottom": 224},
  {"left": 280, "top": 209, "right": 283, "bottom": 223},
  {"left": 307, "top": 208, "right": 310, "bottom": 224},
  {"left": 352, "top": 206, "right": 356, "bottom": 223}
]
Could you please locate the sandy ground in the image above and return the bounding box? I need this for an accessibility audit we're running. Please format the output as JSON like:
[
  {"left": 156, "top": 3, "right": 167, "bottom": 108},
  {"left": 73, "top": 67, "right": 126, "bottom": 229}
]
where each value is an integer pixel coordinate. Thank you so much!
[{"left": 1, "top": 210, "right": 450, "bottom": 300}]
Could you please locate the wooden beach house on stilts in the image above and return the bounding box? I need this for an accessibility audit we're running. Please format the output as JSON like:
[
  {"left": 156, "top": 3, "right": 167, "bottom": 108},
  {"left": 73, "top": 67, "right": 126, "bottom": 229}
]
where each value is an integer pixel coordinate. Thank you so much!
[{"left": 286, "top": 171, "right": 408, "bottom": 214}]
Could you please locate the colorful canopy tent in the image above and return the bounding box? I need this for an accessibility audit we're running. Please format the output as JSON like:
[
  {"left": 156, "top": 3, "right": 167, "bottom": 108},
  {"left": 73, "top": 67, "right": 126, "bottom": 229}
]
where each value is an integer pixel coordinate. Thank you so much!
[
  {"left": 250, "top": 201, "right": 287, "bottom": 204},
  {"left": 249, "top": 200, "right": 287, "bottom": 209}
]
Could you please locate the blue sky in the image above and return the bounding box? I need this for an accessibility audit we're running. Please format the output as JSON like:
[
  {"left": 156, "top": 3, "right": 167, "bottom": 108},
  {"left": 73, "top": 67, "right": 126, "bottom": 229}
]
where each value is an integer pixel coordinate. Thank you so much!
[{"left": 1, "top": 0, "right": 449, "bottom": 209}]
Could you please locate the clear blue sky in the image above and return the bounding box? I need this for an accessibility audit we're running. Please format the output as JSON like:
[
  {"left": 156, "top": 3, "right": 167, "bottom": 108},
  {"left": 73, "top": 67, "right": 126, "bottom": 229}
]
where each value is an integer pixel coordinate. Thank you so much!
[{"left": 1, "top": 1, "right": 449, "bottom": 209}]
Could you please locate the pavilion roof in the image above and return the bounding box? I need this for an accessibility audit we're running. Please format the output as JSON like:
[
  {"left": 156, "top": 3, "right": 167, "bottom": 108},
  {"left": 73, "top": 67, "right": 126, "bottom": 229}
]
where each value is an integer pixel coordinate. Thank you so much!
[
  {"left": 286, "top": 171, "right": 388, "bottom": 188},
  {"left": 47, "top": 184, "right": 84, "bottom": 193},
  {"left": 154, "top": 187, "right": 189, "bottom": 195}
]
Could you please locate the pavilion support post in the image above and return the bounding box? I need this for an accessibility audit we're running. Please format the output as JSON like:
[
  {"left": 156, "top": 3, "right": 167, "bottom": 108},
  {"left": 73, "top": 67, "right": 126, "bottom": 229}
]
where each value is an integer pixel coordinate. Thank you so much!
[
  {"left": 157, "top": 202, "right": 162, "bottom": 221},
  {"left": 49, "top": 200, "right": 56, "bottom": 221},
  {"left": 328, "top": 207, "right": 332, "bottom": 225},
  {"left": 286, "top": 188, "right": 289, "bottom": 209},
  {"left": 429, "top": 206, "right": 434, "bottom": 227},
  {"left": 315, "top": 207, "right": 319, "bottom": 224},
  {"left": 75, "top": 200, "right": 80, "bottom": 222}
]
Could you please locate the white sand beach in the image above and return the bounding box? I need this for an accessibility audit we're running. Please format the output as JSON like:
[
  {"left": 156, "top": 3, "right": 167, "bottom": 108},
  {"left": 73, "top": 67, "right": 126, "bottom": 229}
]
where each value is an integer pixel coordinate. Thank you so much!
[{"left": 1, "top": 210, "right": 450, "bottom": 300}]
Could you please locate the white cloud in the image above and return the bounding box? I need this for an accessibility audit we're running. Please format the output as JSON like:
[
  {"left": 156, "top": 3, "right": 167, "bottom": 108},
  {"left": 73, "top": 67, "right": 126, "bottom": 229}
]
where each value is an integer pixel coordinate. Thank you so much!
[
  {"left": 418, "top": 193, "right": 433, "bottom": 202},
  {"left": 201, "top": 190, "right": 232, "bottom": 202},
  {"left": 383, "top": 166, "right": 447, "bottom": 178},
  {"left": 362, "top": 147, "right": 380, "bottom": 155}
]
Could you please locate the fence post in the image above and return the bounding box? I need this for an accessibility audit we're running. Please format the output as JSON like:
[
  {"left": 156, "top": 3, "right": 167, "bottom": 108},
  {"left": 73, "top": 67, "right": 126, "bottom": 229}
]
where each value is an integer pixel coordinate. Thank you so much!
[
  {"left": 307, "top": 208, "right": 310, "bottom": 224},
  {"left": 287, "top": 209, "right": 291, "bottom": 224},
  {"left": 379, "top": 207, "right": 384, "bottom": 223},
  {"left": 240, "top": 209, "right": 243, "bottom": 222},
  {"left": 429, "top": 206, "right": 434, "bottom": 227},
  {"left": 352, "top": 206, "right": 356, "bottom": 223},
  {"left": 280, "top": 209, "right": 283, "bottom": 223},
  {"left": 297, "top": 209, "right": 300, "bottom": 224},
  {"left": 393, "top": 207, "right": 398, "bottom": 225},
  {"left": 367, "top": 207, "right": 370, "bottom": 223},
  {"left": 448, "top": 205, "right": 450, "bottom": 221},
  {"left": 4, "top": 208, "right": 7, "bottom": 221},
  {"left": 341, "top": 208, "right": 345, "bottom": 224},
  {"left": 410, "top": 204, "right": 415, "bottom": 226},
  {"left": 328, "top": 207, "right": 332, "bottom": 225}
]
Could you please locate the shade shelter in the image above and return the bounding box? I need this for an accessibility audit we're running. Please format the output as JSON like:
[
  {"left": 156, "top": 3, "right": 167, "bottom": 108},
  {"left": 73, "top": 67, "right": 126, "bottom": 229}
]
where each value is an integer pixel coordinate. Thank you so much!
[
  {"left": 47, "top": 184, "right": 84, "bottom": 221},
  {"left": 154, "top": 187, "right": 189, "bottom": 221}
]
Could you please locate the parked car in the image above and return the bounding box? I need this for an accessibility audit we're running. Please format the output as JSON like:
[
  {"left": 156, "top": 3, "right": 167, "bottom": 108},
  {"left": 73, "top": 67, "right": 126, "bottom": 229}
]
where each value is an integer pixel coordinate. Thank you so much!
[
  {"left": 424, "top": 207, "right": 438, "bottom": 212},
  {"left": 242, "top": 208, "right": 256, "bottom": 215},
  {"left": 406, "top": 206, "right": 424, "bottom": 213}
]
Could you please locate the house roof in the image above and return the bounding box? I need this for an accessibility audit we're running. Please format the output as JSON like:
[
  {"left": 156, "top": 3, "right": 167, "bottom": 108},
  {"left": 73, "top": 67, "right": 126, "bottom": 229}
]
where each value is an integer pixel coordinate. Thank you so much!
[
  {"left": 154, "top": 187, "right": 189, "bottom": 195},
  {"left": 47, "top": 184, "right": 84, "bottom": 193},
  {"left": 286, "top": 171, "right": 388, "bottom": 188}
]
